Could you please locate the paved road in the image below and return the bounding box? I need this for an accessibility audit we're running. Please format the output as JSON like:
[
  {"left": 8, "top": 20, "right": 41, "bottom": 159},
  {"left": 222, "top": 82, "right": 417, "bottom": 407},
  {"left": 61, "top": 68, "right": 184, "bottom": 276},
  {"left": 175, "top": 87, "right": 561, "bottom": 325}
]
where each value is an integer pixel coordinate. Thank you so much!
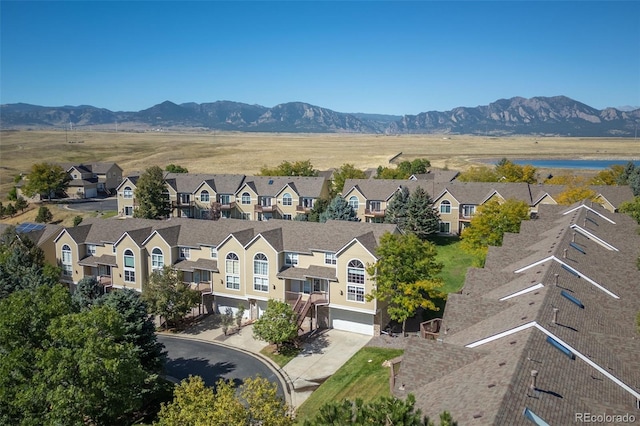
[
  {"left": 63, "top": 197, "right": 118, "bottom": 213},
  {"left": 158, "top": 335, "right": 284, "bottom": 397}
]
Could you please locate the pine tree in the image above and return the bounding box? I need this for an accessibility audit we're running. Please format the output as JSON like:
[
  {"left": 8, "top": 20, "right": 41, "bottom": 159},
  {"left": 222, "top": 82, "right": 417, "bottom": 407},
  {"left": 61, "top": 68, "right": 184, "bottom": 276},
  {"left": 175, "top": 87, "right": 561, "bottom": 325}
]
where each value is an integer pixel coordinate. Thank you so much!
[
  {"left": 384, "top": 186, "right": 410, "bottom": 228},
  {"left": 34, "top": 206, "right": 52, "bottom": 223},
  {"left": 405, "top": 186, "right": 439, "bottom": 239},
  {"left": 319, "top": 195, "right": 359, "bottom": 223}
]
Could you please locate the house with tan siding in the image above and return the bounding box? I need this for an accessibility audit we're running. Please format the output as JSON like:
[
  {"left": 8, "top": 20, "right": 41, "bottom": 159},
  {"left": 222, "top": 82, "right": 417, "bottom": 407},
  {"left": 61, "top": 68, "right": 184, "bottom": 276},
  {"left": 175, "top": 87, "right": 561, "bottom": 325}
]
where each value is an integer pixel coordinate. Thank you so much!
[{"left": 51, "top": 217, "right": 398, "bottom": 336}]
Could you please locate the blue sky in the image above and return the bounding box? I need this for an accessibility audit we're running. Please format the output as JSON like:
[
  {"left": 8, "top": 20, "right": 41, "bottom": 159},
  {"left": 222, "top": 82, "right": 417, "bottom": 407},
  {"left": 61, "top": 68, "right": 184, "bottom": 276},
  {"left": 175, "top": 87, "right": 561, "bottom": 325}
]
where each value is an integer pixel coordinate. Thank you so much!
[{"left": 1, "top": 1, "right": 639, "bottom": 115}]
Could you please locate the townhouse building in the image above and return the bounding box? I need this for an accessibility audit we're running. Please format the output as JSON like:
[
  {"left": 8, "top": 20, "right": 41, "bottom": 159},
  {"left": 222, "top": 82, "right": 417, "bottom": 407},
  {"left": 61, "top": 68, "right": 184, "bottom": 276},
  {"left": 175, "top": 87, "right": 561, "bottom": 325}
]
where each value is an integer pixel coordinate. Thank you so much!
[
  {"left": 342, "top": 178, "right": 634, "bottom": 234},
  {"left": 393, "top": 201, "right": 640, "bottom": 424},
  {"left": 53, "top": 217, "right": 398, "bottom": 335},
  {"left": 116, "top": 173, "right": 330, "bottom": 221},
  {"left": 17, "top": 162, "right": 123, "bottom": 201}
]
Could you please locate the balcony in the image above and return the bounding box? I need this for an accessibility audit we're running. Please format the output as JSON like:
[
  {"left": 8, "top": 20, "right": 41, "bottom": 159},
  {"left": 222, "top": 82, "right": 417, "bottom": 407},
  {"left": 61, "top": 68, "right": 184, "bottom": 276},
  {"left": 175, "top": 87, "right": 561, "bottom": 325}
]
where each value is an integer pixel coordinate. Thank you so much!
[
  {"left": 364, "top": 208, "right": 386, "bottom": 218},
  {"left": 296, "top": 205, "right": 313, "bottom": 214},
  {"left": 254, "top": 204, "right": 277, "bottom": 213},
  {"left": 172, "top": 199, "right": 194, "bottom": 207},
  {"left": 420, "top": 318, "right": 443, "bottom": 340},
  {"left": 219, "top": 201, "right": 236, "bottom": 210}
]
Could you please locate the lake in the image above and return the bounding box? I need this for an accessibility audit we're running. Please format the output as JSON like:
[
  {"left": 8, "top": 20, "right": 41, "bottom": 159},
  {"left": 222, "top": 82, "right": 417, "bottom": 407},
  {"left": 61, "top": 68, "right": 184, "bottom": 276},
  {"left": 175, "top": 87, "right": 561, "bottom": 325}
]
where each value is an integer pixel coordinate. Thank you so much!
[{"left": 508, "top": 159, "right": 639, "bottom": 170}]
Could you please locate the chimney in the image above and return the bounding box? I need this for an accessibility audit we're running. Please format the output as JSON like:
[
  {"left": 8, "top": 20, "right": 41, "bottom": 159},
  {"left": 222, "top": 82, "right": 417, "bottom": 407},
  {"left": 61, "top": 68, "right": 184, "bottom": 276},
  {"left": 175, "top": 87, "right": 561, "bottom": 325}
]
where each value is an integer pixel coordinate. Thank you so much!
[
  {"left": 554, "top": 274, "right": 559, "bottom": 286},
  {"left": 563, "top": 248, "right": 568, "bottom": 259},
  {"left": 572, "top": 232, "right": 576, "bottom": 243},
  {"left": 530, "top": 370, "right": 538, "bottom": 390},
  {"left": 552, "top": 308, "right": 559, "bottom": 324}
]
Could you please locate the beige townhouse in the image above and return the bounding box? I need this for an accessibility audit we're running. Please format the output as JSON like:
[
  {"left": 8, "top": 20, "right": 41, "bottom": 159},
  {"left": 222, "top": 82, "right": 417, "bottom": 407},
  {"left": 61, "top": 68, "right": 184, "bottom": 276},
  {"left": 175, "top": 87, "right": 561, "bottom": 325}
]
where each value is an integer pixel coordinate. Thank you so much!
[
  {"left": 116, "top": 173, "right": 330, "bottom": 221},
  {"left": 52, "top": 217, "right": 398, "bottom": 336}
]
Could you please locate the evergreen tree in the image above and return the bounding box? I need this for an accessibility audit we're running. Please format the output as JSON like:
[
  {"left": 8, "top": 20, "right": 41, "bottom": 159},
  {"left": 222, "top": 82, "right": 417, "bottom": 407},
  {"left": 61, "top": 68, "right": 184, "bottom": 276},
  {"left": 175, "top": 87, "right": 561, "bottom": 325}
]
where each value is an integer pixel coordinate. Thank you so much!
[
  {"left": 319, "top": 195, "right": 359, "bottom": 223},
  {"left": 405, "top": 186, "right": 439, "bottom": 239},
  {"left": 14, "top": 196, "right": 28, "bottom": 213},
  {"left": 35, "top": 206, "right": 53, "bottom": 223},
  {"left": 308, "top": 198, "right": 329, "bottom": 222},
  {"left": 134, "top": 166, "right": 169, "bottom": 219},
  {"left": 384, "top": 186, "right": 410, "bottom": 228},
  {"left": 72, "top": 276, "right": 103, "bottom": 311},
  {"left": 4, "top": 204, "right": 16, "bottom": 218}
]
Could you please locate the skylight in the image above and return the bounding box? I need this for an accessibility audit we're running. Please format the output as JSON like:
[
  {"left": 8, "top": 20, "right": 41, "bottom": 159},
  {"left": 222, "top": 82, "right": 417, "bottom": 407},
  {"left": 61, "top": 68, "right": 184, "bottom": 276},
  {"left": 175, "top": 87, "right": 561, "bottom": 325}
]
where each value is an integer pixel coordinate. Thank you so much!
[
  {"left": 546, "top": 336, "right": 575, "bottom": 360},
  {"left": 561, "top": 290, "right": 584, "bottom": 309},
  {"left": 523, "top": 407, "right": 550, "bottom": 426},
  {"left": 569, "top": 242, "right": 586, "bottom": 254}
]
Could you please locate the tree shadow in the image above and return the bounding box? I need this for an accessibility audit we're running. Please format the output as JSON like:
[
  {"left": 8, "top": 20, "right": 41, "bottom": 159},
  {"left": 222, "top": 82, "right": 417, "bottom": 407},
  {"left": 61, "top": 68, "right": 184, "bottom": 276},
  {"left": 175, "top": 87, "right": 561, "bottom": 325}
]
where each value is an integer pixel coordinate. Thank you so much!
[
  {"left": 164, "top": 356, "right": 238, "bottom": 388},
  {"left": 298, "top": 329, "right": 330, "bottom": 355},
  {"left": 182, "top": 313, "right": 222, "bottom": 335}
]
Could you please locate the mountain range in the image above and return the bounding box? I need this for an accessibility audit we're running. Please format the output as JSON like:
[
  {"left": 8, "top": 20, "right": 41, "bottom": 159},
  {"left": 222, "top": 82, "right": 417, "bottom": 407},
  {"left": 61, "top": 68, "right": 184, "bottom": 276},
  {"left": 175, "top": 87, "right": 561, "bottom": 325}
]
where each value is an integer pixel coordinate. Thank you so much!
[{"left": 1, "top": 96, "right": 639, "bottom": 137}]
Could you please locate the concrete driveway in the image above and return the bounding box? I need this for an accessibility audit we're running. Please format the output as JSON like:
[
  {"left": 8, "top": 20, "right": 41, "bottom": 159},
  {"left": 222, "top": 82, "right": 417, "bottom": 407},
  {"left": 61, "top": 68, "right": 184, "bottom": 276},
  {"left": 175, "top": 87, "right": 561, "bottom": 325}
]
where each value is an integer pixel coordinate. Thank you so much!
[{"left": 283, "top": 329, "right": 371, "bottom": 407}]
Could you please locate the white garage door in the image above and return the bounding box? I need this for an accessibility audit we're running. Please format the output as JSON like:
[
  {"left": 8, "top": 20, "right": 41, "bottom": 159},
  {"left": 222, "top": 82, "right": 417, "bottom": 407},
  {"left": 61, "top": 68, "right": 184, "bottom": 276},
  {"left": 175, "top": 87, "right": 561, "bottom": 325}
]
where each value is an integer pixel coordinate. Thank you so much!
[
  {"left": 331, "top": 308, "right": 374, "bottom": 335},
  {"left": 84, "top": 188, "right": 98, "bottom": 198},
  {"left": 215, "top": 296, "right": 247, "bottom": 318}
]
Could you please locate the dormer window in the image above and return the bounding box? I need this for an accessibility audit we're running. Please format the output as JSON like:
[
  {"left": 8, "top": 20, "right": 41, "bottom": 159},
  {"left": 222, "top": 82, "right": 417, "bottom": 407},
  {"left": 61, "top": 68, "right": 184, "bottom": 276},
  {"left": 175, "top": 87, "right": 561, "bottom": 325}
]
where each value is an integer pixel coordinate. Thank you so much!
[
  {"left": 285, "top": 252, "right": 298, "bottom": 266},
  {"left": 179, "top": 247, "right": 190, "bottom": 259},
  {"left": 86, "top": 244, "right": 96, "bottom": 256}
]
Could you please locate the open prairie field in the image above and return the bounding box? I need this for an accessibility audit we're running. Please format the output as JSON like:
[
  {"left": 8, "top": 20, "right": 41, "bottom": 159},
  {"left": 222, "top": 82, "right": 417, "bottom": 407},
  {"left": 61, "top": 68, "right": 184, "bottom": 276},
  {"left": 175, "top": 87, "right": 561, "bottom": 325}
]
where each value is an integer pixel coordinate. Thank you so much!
[{"left": 1, "top": 130, "right": 639, "bottom": 196}]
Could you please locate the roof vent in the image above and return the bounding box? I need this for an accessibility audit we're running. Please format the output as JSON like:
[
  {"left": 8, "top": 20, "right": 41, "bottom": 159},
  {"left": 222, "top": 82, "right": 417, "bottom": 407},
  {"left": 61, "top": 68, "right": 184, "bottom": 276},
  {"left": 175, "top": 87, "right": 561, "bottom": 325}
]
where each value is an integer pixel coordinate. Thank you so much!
[
  {"left": 552, "top": 307, "right": 559, "bottom": 324},
  {"left": 563, "top": 248, "right": 568, "bottom": 259},
  {"left": 530, "top": 370, "right": 538, "bottom": 390},
  {"left": 554, "top": 274, "right": 559, "bottom": 286}
]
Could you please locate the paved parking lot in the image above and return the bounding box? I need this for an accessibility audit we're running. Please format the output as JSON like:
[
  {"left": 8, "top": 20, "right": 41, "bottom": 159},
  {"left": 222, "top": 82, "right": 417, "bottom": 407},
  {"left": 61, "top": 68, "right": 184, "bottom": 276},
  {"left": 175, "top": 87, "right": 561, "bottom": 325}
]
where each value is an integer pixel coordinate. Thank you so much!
[{"left": 64, "top": 197, "right": 118, "bottom": 213}]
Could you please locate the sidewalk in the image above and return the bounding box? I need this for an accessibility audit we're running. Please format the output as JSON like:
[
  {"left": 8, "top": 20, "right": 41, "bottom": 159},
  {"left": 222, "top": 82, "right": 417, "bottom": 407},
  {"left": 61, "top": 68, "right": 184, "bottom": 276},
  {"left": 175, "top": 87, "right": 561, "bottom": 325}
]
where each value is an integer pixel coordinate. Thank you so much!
[{"left": 164, "top": 315, "right": 371, "bottom": 408}]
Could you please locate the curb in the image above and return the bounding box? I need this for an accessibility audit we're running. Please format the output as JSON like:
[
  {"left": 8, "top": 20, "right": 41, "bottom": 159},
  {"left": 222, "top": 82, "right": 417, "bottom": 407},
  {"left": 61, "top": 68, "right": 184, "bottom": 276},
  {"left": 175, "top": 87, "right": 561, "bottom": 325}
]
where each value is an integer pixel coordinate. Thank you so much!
[{"left": 156, "top": 332, "right": 296, "bottom": 408}]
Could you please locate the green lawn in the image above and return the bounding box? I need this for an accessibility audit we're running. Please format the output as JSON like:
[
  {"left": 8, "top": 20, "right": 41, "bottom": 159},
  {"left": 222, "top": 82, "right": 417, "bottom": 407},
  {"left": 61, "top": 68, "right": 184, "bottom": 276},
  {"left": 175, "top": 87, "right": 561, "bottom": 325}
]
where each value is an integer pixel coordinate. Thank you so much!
[
  {"left": 294, "top": 347, "right": 403, "bottom": 424},
  {"left": 429, "top": 235, "right": 475, "bottom": 294},
  {"left": 259, "top": 344, "right": 300, "bottom": 368}
]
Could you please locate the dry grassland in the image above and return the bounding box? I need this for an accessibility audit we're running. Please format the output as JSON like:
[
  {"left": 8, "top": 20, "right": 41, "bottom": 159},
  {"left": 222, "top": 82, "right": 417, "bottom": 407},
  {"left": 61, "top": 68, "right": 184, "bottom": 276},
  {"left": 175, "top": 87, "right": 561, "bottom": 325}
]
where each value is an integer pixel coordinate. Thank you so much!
[{"left": 2, "top": 130, "right": 640, "bottom": 196}]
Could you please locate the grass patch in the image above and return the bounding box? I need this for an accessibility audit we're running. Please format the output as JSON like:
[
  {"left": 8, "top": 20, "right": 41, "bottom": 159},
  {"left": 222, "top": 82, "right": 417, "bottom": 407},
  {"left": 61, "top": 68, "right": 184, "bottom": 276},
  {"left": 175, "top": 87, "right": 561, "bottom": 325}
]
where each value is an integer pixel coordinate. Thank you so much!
[
  {"left": 429, "top": 235, "right": 475, "bottom": 293},
  {"left": 259, "top": 344, "right": 300, "bottom": 368},
  {"left": 100, "top": 210, "right": 119, "bottom": 219},
  {"left": 294, "top": 347, "right": 403, "bottom": 424}
]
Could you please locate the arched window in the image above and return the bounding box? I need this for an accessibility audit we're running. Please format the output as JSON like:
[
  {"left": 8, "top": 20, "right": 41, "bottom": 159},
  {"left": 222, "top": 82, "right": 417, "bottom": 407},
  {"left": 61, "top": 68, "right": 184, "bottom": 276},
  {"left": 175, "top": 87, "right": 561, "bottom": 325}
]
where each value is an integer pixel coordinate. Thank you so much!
[
  {"left": 348, "top": 196, "right": 359, "bottom": 210},
  {"left": 282, "top": 193, "right": 292, "bottom": 206},
  {"left": 225, "top": 253, "right": 240, "bottom": 290},
  {"left": 347, "top": 259, "right": 365, "bottom": 302},
  {"left": 151, "top": 247, "right": 164, "bottom": 270},
  {"left": 123, "top": 249, "right": 135, "bottom": 283},
  {"left": 253, "top": 253, "right": 269, "bottom": 292},
  {"left": 61, "top": 244, "right": 72, "bottom": 277},
  {"left": 123, "top": 186, "right": 133, "bottom": 198},
  {"left": 241, "top": 192, "right": 251, "bottom": 204},
  {"left": 200, "top": 190, "right": 210, "bottom": 203},
  {"left": 440, "top": 200, "right": 451, "bottom": 214}
]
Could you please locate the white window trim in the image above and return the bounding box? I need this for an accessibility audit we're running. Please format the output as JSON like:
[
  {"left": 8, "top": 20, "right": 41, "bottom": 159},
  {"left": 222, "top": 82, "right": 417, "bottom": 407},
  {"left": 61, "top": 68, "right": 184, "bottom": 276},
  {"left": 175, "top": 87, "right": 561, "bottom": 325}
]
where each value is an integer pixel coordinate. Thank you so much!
[
  {"left": 123, "top": 249, "right": 135, "bottom": 283},
  {"left": 179, "top": 247, "right": 190, "bottom": 259},
  {"left": 151, "top": 247, "right": 164, "bottom": 271},
  {"left": 225, "top": 252, "right": 240, "bottom": 290},
  {"left": 285, "top": 252, "right": 299, "bottom": 266},
  {"left": 253, "top": 253, "right": 269, "bottom": 292}
]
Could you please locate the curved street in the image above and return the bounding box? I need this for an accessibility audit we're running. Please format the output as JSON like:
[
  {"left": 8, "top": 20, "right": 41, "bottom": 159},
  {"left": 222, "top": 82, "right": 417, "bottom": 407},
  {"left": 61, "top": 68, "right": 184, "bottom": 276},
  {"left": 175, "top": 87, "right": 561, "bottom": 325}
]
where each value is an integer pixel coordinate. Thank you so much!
[{"left": 157, "top": 334, "right": 285, "bottom": 398}]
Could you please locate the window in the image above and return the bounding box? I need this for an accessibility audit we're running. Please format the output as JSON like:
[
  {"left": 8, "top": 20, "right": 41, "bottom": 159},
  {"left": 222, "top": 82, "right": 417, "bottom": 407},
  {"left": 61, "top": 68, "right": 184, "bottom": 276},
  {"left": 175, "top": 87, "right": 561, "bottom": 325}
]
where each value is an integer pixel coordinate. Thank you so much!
[
  {"left": 241, "top": 192, "right": 251, "bottom": 204},
  {"left": 462, "top": 205, "right": 476, "bottom": 218},
  {"left": 283, "top": 214, "right": 292, "bottom": 220},
  {"left": 242, "top": 212, "right": 251, "bottom": 220},
  {"left": 124, "top": 206, "right": 133, "bottom": 216},
  {"left": 210, "top": 247, "right": 217, "bottom": 259},
  {"left": 151, "top": 248, "right": 164, "bottom": 270},
  {"left": 369, "top": 201, "right": 381, "bottom": 212},
  {"left": 124, "top": 249, "right": 135, "bottom": 283},
  {"left": 439, "top": 222, "right": 451, "bottom": 233},
  {"left": 253, "top": 253, "right": 269, "bottom": 292},
  {"left": 179, "top": 247, "right": 190, "bottom": 259},
  {"left": 324, "top": 252, "right": 337, "bottom": 265},
  {"left": 285, "top": 252, "right": 298, "bottom": 266},
  {"left": 348, "top": 196, "right": 359, "bottom": 210},
  {"left": 219, "top": 194, "right": 230, "bottom": 205},
  {"left": 225, "top": 253, "right": 240, "bottom": 290},
  {"left": 200, "top": 190, "right": 209, "bottom": 203},
  {"left": 61, "top": 244, "right": 72, "bottom": 277},
  {"left": 302, "top": 198, "right": 314, "bottom": 208},
  {"left": 260, "top": 197, "right": 272, "bottom": 207},
  {"left": 282, "top": 193, "right": 292, "bottom": 206},
  {"left": 86, "top": 244, "right": 96, "bottom": 256},
  {"left": 347, "top": 259, "right": 365, "bottom": 302},
  {"left": 123, "top": 186, "right": 133, "bottom": 198},
  {"left": 440, "top": 200, "right": 451, "bottom": 214}
]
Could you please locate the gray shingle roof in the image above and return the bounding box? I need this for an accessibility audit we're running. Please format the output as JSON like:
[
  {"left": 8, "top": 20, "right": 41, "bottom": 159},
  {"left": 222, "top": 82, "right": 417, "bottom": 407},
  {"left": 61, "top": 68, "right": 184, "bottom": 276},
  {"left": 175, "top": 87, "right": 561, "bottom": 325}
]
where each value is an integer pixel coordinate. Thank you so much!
[{"left": 395, "top": 201, "right": 640, "bottom": 424}]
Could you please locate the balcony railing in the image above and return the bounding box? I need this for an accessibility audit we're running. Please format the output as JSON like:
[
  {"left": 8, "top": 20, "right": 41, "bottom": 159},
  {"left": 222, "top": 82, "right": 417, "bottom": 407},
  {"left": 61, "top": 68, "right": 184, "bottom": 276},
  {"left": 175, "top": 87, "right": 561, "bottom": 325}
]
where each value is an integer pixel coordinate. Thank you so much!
[
  {"left": 296, "top": 205, "right": 313, "bottom": 213},
  {"left": 186, "top": 281, "right": 212, "bottom": 293},
  {"left": 219, "top": 201, "right": 236, "bottom": 210},
  {"left": 254, "top": 204, "right": 277, "bottom": 213},
  {"left": 420, "top": 318, "right": 443, "bottom": 340},
  {"left": 364, "top": 208, "right": 386, "bottom": 218},
  {"left": 173, "top": 200, "right": 194, "bottom": 207}
]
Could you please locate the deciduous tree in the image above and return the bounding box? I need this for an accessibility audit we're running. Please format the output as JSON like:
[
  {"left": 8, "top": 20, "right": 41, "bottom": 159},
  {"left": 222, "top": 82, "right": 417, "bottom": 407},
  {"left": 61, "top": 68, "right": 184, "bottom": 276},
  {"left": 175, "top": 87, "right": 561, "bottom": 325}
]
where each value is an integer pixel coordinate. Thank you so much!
[
  {"left": 619, "top": 196, "right": 640, "bottom": 224},
  {"left": 22, "top": 162, "right": 71, "bottom": 201},
  {"left": 165, "top": 164, "right": 189, "bottom": 173},
  {"left": 319, "top": 195, "right": 359, "bottom": 222},
  {"left": 376, "top": 159, "right": 431, "bottom": 179},
  {"left": 134, "top": 165, "right": 170, "bottom": 219},
  {"left": 331, "top": 163, "right": 367, "bottom": 196},
  {"left": 143, "top": 266, "right": 201, "bottom": 329},
  {"left": 259, "top": 160, "right": 317, "bottom": 177},
  {"left": 460, "top": 199, "right": 530, "bottom": 266},
  {"left": 554, "top": 185, "right": 597, "bottom": 205},
  {"left": 367, "top": 233, "right": 444, "bottom": 335},
  {"left": 253, "top": 299, "right": 298, "bottom": 352}
]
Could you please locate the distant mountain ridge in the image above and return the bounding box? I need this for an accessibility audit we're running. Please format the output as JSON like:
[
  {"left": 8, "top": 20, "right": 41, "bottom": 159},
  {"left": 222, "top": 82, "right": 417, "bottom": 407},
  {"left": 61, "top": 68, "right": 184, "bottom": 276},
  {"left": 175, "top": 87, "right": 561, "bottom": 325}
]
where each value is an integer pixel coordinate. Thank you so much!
[{"left": 2, "top": 96, "right": 639, "bottom": 136}]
